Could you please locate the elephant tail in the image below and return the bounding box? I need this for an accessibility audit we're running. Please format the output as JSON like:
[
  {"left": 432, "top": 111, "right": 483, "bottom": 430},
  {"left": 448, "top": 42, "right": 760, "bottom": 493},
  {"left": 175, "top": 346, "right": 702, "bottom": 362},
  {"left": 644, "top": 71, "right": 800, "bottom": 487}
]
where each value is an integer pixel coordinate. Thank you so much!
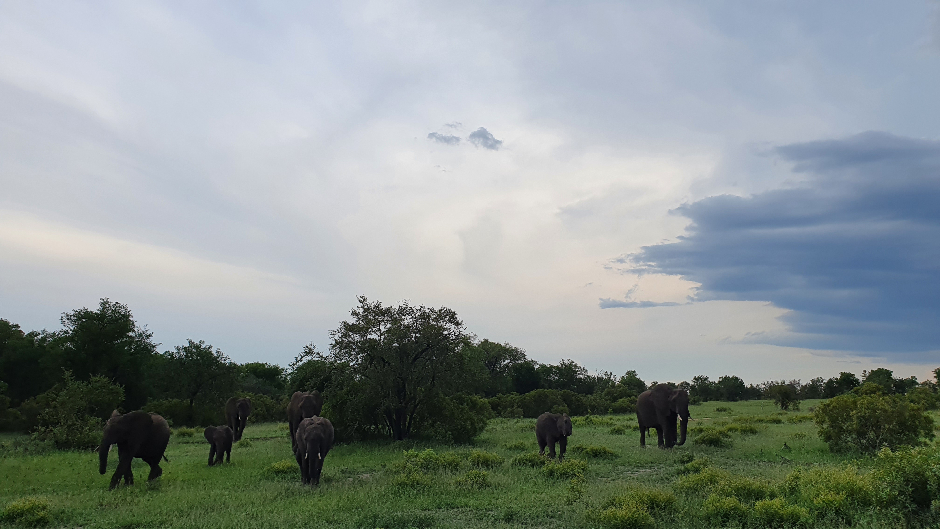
[{"left": 163, "top": 454, "right": 169, "bottom": 462}]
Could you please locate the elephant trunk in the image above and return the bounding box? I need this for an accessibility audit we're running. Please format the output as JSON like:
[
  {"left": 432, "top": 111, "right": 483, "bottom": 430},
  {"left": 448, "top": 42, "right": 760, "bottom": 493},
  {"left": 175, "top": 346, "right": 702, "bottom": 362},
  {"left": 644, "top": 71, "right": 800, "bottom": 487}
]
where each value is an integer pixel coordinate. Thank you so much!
[
  {"left": 677, "top": 417, "right": 688, "bottom": 446},
  {"left": 98, "top": 442, "right": 111, "bottom": 474}
]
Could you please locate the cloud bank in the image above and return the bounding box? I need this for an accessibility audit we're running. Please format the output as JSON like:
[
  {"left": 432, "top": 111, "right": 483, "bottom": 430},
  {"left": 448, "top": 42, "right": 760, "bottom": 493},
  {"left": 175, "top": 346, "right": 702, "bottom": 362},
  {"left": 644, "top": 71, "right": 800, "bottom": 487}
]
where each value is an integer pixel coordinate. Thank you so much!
[
  {"left": 624, "top": 132, "right": 940, "bottom": 359},
  {"left": 468, "top": 127, "right": 502, "bottom": 150},
  {"left": 427, "top": 132, "right": 461, "bottom": 145}
]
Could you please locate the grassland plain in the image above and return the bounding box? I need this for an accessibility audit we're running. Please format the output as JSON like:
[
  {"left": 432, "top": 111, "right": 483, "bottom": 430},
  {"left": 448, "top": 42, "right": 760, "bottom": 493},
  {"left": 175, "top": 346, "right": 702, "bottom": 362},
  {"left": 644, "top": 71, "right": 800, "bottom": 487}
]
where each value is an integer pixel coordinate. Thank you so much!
[{"left": 1, "top": 399, "right": 938, "bottom": 528}]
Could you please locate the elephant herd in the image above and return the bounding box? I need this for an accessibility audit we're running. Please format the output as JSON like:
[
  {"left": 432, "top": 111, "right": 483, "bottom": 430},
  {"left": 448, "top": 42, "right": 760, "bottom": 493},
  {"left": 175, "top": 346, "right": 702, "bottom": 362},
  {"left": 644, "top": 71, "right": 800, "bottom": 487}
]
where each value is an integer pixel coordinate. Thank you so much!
[
  {"left": 97, "top": 384, "right": 689, "bottom": 490},
  {"left": 98, "top": 392, "right": 335, "bottom": 489}
]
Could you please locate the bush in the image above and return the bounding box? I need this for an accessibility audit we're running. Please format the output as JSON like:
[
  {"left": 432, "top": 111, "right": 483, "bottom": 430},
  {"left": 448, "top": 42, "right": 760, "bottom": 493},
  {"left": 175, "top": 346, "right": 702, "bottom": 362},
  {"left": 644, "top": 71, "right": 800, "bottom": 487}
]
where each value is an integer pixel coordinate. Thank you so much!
[
  {"left": 420, "top": 394, "right": 493, "bottom": 443},
  {"left": 703, "top": 494, "right": 747, "bottom": 525},
  {"left": 609, "top": 397, "right": 637, "bottom": 414},
  {"left": 543, "top": 459, "right": 587, "bottom": 480},
  {"left": 467, "top": 450, "right": 503, "bottom": 468},
  {"left": 234, "top": 392, "right": 288, "bottom": 424},
  {"left": 814, "top": 392, "right": 935, "bottom": 453},
  {"left": 262, "top": 459, "right": 297, "bottom": 480},
  {"left": 873, "top": 446, "right": 940, "bottom": 511},
  {"left": 767, "top": 384, "right": 801, "bottom": 411},
  {"left": 751, "top": 498, "right": 808, "bottom": 527},
  {"left": 692, "top": 427, "right": 733, "bottom": 448},
  {"left": 781, "top": 466, "right": 876, "bottom": 520},
  {"left": 609, "top": 426, "right": 627, "bottom": 435},
  {"left": 31, "top": 373, "right": 124, "bottom": 449},
  {"left": 605, "top": 487, "right": 676, "bottom": 513},
  {"left": 589, "top": 503, "right": 656, "bottom": 529},
  {"left": 454, "top": 469, "right": 489, "bottom": 488},
  {"left": 503, "top": 440, "right": 528, "bottom": 450},
  {"left": 1, "top": 497, "right": 50, "bottom": 527},
  {"left": 907, "top": 386, "right": 939, "bottom": 411},
  {"left": 398, "top": 449, "right": 462, "bottom": 473},
  {"left": 173, "top": 427, "right": 196, "bottom": 438},
  {"left": 511, "top": 452, "right": 547, "bottom": 468}
]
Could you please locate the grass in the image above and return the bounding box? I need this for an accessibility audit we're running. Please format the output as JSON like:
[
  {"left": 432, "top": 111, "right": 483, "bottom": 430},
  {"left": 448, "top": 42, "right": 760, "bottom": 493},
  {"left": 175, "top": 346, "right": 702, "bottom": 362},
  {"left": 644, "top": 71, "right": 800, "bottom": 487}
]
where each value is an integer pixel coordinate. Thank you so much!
[{"left": 0, "top": 399, "right": 937, "bottom": 528}]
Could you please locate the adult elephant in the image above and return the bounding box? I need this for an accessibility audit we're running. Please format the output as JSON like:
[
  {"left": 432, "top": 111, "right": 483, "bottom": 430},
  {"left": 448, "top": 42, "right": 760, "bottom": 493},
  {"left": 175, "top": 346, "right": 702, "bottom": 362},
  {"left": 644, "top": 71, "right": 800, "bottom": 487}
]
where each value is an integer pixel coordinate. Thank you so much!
[
  {"left": 225, "top": 397, "right": 252, "bottom": 441},
  {"left": 204, "top": 425, "right": 234, "bottom": 466},
  {"left": 98, "top": 410, "right": 171, "bottom": 489},
  {"left": 636, "top": 384, "right": 690, "bottom": 448},
  {"left": 536, "top": 412, "right": 573, "bottom": 461},
  {"left": 293, "top": 416, "right": 334, "bottom": 486},
  {"left": 287, "top": 391, "right": 323, "bottom": 450}
]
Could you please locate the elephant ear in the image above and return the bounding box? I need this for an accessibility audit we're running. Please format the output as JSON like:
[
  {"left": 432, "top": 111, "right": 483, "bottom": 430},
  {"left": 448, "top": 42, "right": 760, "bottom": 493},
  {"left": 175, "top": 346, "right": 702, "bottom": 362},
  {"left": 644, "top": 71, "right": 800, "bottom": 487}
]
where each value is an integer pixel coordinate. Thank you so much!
[
  {"left": 244, "top": 398, "right": 252, "bottom": 414},
  {"left": 204, "top": 427, "right": 217, "bottom": 443}
]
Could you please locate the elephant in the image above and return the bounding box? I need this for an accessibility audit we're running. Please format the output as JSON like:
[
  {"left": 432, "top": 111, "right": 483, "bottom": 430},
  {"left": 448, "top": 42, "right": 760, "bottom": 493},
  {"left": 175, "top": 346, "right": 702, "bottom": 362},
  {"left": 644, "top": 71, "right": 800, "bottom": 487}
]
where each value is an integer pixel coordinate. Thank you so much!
[
  {"left": 293, "top": 416, "right": 334, "bottom": 486},
  {"left": 204, "top": 425, "right": 233, "bottom": 466},
  {"left": 98, "top": 410, "right": 171, "bottom": 490},
  {"left": 536, "top": 412, "right": 573, "bottom": 461},
  {"left": 287, "top": 391, "right": 323, "bottom": 450},
  {"left": 636, "top": 384, "right": 690, "bottom": 448},
  {"left": 225, "top": 397, "right": 252, "bottom": 441}
]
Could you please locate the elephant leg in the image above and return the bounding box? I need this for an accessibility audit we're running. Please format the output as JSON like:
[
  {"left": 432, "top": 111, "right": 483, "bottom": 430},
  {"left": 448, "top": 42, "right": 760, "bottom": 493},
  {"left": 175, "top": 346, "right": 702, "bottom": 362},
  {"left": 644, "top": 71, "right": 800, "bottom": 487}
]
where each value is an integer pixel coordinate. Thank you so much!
[
  {"left": 111, "top": 447, "right": 131, "bottom": 489},
  {"left": 147, "top": 459, "right": 163, "bottom": 481},
  {"left": 547, "top": 438, "right": 557, "bottom": 460},
  {"left": 537, "top": 436, "right": 547, "bottom": 456},
  {"left": 558, "top": 436, "right": 567, "bottom": 462},
  {"left": 314, "top": 454, "right": 325, "bottom": 486},
  {"left": 225, "top": 447, "right": 230, "bottom": 463},
  {"left": 208, "top": 444, "right": 216, "bottom": 466},
  {"left": 640, "top": 427, "right": 646, "bottom": 447},
  {"left": 656, "top": 426, "right": 665, "bottom": 448}
]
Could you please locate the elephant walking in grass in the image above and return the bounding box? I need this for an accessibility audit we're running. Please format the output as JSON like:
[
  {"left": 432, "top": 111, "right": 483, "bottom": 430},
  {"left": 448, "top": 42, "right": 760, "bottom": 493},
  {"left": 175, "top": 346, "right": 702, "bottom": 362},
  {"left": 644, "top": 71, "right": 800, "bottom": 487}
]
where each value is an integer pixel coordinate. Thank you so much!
[
  {"left": 287, "top": 391, "right": 323, "bottom": 450},
  {"left": 293, "top": 416, "right": 334, "bottom": 486},
  {"left": 636, "top": 384, "right": 690, "bottom": 448},
  {"left": 225, "top": 397, "right": 252, "bottom": 441},
  {"left": 204, "top": 425, "right": 233, "bottom": 466},
  {"left": 98, "top": 410, "right": 171, "bottom": 489},
  {"left": 536, "top": 412, "right": 572, "bottom": 461}
]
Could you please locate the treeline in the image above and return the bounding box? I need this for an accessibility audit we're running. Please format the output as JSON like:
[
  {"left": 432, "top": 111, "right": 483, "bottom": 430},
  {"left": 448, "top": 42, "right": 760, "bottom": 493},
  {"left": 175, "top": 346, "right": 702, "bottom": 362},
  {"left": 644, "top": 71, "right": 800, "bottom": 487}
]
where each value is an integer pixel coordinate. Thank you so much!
[{"left": 2, "top": 297, "right": 938, "bottom": 446}]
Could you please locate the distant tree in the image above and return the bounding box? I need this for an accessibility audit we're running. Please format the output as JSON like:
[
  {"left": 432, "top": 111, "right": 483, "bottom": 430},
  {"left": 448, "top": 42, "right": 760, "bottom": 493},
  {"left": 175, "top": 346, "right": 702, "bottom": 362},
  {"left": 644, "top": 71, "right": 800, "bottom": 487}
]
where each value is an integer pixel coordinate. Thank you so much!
[
  {"left": 823, "top": 372, "right": 860, "bottom": 398},
  {"left": 328, "top": 297, "right": 470, "bottom": 441},
  {"left": 893, "top": 376, "right": 919, "bottom": 395},
  {"left": 0, "top": 319, "right": 61, "bottom": 404},
  {"left": 538, "top": 359, "right": 593, "bottom": 393},
  {"left": 466, "top": 339, "right": 527, "bottom": 397},
  {"left": 509, "top": 360, "right": 542, "bottom": 394},
  {"left": 58, "top": 299, "right": 157, "bottom": 409},
  {"left": 690, "top": 375, "right": 721, "bottom": 402},
  {"left": 717, "top": 375, "right": 747, "bottom": 402},
  {"left": 863, "top": 368, "right": 896, "bottom": 394},
  {"left": 767, "top": 383, "right": 801, "bottom": 411},
  {"left": 619, "top": 370, "right": 648, "bottom": 395},
  {"left": 153, "top": 339, "right": 236, "bottom": 425},
  {"left": 799, "top": 377, "right": 825, "bottom": 399},
  {"left": 287, "top": 343, "right": 340, "bottom": 394},
  {"left": 238, "top": 362, "right": 286, "bottom": 396},
  {"left": 815, "top": 391, "right": 934, "bottom": 453}
]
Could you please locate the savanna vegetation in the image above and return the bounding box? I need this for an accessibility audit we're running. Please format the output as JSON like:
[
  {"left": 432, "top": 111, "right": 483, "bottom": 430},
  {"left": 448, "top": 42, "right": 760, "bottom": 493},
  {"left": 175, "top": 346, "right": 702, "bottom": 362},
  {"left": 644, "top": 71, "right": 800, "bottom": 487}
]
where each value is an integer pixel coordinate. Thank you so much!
[{"left": 2, "top": 297, "right": 940, "bottom": 527}]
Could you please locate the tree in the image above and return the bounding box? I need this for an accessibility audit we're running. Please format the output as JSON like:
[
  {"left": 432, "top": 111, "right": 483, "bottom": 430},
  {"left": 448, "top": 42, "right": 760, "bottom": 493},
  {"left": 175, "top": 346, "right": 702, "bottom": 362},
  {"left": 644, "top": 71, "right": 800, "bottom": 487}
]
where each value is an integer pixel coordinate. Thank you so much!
[
  {"left": 58, "top": 299, "right": 157, "bottom": 409},
  {"left": 538, "top": 359, "right": 592, "bottom": 393},
  {"left": 717, "top": 375, "right": 747, "bottom": 402},
  {"left": 619, "top": 370, "right": 648, "bottom": 395},
  {"left": 328, "top": 297, "right": 470, "bottom": 441},
  {"left": 814, "top": 392, "right": 935, "bottom": 453},
  {"left": 154, "top": 339, "right": 236, "bottom": 425},
  {"left": 466, "top": 339, "right": 527, "bottom": 397},
  {"left": 509, "top": 360, "right": 541, "bottom": 394},
  {"left": 823, "top": 372, "right": 860, "bottom": 398},
  {"left": 690, "top": 375, "right": 720, "bottom": 402},
  {"left": 238, "top": 362, "right": 286, "bottom": 396},
  {"left": 767, "top": 383, "right": 800, "bottom": 411},
  {"left": 863, "top": 368, "right": 896, "bottom": 394},
  {"left": 0, "top": 319, "right": 61, "bottom": 404}
]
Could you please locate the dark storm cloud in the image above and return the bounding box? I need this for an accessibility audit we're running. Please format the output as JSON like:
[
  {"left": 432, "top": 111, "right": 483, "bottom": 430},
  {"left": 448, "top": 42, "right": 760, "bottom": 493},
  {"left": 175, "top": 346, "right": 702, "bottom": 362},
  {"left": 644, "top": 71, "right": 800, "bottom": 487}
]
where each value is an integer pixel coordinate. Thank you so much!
[
  {"left": 621, "top": 132, "right": 940, "bottom": 359},
  {"left": 427, "top": 132, "right": 461, "bottom": 145},
  {"left": 468, "top": 127, "right": 503, "bottom": 150}
]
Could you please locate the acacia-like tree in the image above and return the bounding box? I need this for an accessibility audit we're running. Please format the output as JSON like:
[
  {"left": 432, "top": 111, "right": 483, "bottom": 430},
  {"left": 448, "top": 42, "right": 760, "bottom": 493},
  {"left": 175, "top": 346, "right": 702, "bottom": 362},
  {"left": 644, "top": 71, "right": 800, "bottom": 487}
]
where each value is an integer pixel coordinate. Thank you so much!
[
  {"left": 155, "top": 339, "right": 236, "bottom": 424},
  {"left": 329, "top": 296, "right": 469, "bottom": 440}
]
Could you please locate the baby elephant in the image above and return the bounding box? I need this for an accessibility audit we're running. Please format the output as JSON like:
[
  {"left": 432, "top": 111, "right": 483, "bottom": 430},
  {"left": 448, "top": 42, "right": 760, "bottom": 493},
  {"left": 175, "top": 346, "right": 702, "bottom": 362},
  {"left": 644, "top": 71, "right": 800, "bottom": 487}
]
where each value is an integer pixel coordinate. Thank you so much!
[
  {"left": 293, "top": 416, "right": 334, "bottom": 486},
  {"left": 536, "top": 412, "right": 573, "bottom": 461},
  {"left": 204, "top": 425, "right": 233, "bottom": 466}
]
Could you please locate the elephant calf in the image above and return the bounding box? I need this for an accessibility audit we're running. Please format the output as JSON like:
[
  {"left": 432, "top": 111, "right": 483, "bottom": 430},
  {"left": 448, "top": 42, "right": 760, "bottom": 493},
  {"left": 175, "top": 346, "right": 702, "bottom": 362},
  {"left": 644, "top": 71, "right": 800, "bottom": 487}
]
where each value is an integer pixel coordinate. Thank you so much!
[
  {"left": 293, "top": 416, "right": 334, "bottom": 486},
  {"left": 536, "top": 412, "right": 573, "bottom": 461},
  {"left": 204, "top": 425, "right": 234, "bottom": 466}
]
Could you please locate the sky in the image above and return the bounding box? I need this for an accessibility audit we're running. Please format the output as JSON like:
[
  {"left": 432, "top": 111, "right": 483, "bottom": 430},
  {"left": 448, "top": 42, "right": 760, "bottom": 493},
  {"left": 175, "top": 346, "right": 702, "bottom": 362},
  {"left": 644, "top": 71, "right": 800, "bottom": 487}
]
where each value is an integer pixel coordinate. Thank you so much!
[{"left": 1, "top": 1, "right": 939, "bottom": 384}]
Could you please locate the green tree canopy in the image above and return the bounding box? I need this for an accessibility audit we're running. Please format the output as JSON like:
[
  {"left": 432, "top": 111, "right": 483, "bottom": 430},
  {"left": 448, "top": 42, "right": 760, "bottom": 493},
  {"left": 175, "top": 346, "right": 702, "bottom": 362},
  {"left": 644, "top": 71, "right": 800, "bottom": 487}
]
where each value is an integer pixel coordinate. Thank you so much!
[
  {"left": 328, "top": 296, "right": 470, "bottom": 440},
  {"left": 152, "top": 339, "right": 236, "bottom": 424}
]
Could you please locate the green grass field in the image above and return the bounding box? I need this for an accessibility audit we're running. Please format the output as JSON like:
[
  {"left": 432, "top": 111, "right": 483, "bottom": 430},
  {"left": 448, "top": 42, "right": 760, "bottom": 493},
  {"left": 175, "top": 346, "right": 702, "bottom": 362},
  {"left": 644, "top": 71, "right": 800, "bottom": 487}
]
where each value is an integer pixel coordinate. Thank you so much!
[{"left": 1, "top": 399, "right": 938, "bottom": 528}]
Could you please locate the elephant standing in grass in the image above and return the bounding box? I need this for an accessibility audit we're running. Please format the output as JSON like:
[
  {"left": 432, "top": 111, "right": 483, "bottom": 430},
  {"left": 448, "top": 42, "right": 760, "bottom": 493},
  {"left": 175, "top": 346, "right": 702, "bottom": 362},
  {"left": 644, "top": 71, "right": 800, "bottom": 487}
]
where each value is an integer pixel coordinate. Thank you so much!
[
  {"left": 225, "top": 397, "right": 252, "bottom": 441},
  {"left": 636, "top": 384, "right": 690, "bottom": 448},
  {"left": 293, "top": 416, "right": 334, "bottom": 486},
  {"left": 98, "top": 410, "right": 170, "bottom": 489},
  {"left": 536, "top": 412, "right": 572, "bottom": 461},
  {"left": 287, "top": 391, "right": 323, "bottom": 450},
  {"left": 204, "top": 425, "right": 233, "bottom": 466}
]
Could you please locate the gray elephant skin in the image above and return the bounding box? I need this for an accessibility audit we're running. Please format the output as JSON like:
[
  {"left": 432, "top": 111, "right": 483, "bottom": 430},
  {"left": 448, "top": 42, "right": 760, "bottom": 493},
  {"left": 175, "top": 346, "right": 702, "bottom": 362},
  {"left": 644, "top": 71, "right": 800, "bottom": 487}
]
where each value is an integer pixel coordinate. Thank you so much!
[
  {"left": 287, "top": 391, "right": 323, "bottom": 450},
  {"left": 293, "top": 416, "right": 334, "bottom": 486},
  {"left": 98, "top": 410, "right": 171, "bottom": 489},
  {"left": 225, "top": 397, "right": 252, "bottom": 441},
  {"left": 636, "top": 384, "right": 690, "bottom": 448},
  {"left": 204, "top": 425, "right": 233, "bottom": 466},
  {"left": 536, "top": 412, "right": 572, "bottom": 461}
]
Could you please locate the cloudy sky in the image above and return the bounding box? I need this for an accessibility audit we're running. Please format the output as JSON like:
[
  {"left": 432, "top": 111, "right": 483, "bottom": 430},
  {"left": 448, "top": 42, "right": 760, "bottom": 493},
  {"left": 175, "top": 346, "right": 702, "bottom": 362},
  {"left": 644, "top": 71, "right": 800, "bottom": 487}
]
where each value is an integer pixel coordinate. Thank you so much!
[{"left": 1, "top": 1, "right": 938, "bottom": 383}]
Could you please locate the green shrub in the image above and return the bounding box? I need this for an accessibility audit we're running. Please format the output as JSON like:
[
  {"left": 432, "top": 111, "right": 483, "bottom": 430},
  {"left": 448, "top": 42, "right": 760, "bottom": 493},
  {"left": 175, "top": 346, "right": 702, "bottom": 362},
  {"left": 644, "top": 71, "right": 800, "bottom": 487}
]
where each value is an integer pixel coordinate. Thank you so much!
[
  {"left": 511, "top": 452, "right": 547, "bottom": 468},
  {"left": 420, "top": 394, "right": 493, "bottom": 443},
  {"left": 717, "top": 476, "right": 772, "bottom": 502},
  {"left": 702, "top": 494, "right": 747, "bottom": 525},
  {"left": 543, "top": 458, "right": 587, "bottom": 480},
  {"left": 357, "top": 511, "right": 436, "bottom": 529},
  {"left": 262, "top": 459, "right": 297, "bottom": 480},
  {"left": 814, "top": 392, "right": 935, "bottom": 453},
  {"left": 609, "top": 425, "right": 627, "bottom": 435},
  {"left": 589, "top": 503, "right": 656, "bottom": 529},
  {"left": 724, "top": 423, "right": 759, "bottom": 435},
  {"left": 610, "top": 398, "right": 637, "bottom": 414},
  {"left": 30, "top": 373, "right": 124, "bottom": 450},
  {"left": 399, "top": 449, "right": 462, "bottom": 473},
  {"left": 781, "top": 466, "right": 876, "bottom": 518},
  {"left": 907, "top": 386, "right": 939, "bottom": 411},
  {"left": 236, "top": 439, "right": 252, "bottom": 448},
  {"left": 751, "top": 497, "right": 808, "bottom": 527},
  {"left": 572, "top": 444, "right": 617, "bottom": 458},
  {"left": 606, "top": 487, "right": 677, "bottom": 513},
  {"left": 674, "top": 467, "right": 730, "bottom": 494},
  {"left": 767, "top": 384, "right": 801, "bottom": 411},
  {"left": 1, "top": 497, "right": 50, "bottom": 527},
  {"left": 565, "top": 476, "right": 586, "bottom": 505},
  {"left": 786, "top": 414, "right": 813, "bottom": 424},
  {"left": 873, "top": 446, "right": 940, "bottom": 511},
  {"left": 454, "top": 469, "right": 489, "bottom": 488},
  {"left": 677, "top": 456, "right": 710, "bottom": 475},
  {"left": 174, "top": 427, "right": 196, "bottom": 438},
  {"left": 714, "top": 406, "right": 731, "bottom": 412},
  {"left": 692, "top": 427, "right": 733, "bottom": 448},
  {"left": 467, "top": 450, "right": 503, "bottom": 468},
  {"left": 393, "top": 470, "right": 433, "bottom": 488},
  {"left": 572, "top": 415, "right": 616, "bottom": 427}
]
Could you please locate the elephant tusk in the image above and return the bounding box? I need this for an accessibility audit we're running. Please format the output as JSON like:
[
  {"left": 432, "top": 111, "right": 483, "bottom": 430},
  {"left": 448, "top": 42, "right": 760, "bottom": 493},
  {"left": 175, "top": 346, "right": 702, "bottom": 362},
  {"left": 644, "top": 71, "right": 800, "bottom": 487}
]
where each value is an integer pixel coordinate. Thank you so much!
[
  {"left": 318, "top": 453, "right": 322, "bottom": 460},
  {"left": 305, "top": 453, "right": 308, "bottom": 460}
]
